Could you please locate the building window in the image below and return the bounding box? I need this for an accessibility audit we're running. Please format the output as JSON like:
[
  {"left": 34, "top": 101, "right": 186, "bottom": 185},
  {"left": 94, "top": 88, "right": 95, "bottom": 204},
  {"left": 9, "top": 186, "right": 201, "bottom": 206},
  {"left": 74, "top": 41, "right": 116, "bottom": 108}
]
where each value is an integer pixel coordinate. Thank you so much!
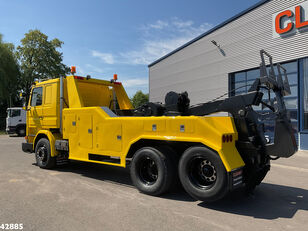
[
  {"left": 303, "top": 58, "right": 308, "bottom": 130},
  {"left": 230, "top": 61, "right": 298, "bottom": 137}
]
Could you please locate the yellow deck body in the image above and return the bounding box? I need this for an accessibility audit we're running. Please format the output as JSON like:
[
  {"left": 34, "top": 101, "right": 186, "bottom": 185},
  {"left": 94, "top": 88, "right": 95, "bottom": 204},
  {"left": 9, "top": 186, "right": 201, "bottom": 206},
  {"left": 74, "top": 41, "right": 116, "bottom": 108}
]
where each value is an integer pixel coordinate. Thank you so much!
[{"left": 26, "top": 75, "right": 245, "bottom": 172}]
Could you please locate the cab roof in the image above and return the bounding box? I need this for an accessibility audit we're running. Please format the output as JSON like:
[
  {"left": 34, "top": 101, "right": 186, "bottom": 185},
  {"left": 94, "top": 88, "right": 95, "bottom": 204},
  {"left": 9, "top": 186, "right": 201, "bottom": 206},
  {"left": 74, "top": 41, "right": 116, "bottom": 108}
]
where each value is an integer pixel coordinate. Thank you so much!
[{"left": 7, "top": 107, "right": 23, "bottom": 110}]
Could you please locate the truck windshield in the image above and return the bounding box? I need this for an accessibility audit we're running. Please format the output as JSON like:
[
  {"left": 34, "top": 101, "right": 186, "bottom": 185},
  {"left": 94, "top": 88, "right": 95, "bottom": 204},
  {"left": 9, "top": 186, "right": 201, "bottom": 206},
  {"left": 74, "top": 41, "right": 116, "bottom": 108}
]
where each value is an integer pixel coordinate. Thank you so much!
[{"left": 7, "top": 109, "right": 21, "bottom": 117}]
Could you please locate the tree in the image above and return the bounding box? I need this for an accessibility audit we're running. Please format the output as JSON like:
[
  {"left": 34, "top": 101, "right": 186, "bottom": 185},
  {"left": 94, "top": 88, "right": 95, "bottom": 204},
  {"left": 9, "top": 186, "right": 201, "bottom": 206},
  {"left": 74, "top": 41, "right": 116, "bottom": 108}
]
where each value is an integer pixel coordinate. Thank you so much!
[
  {"left": 0, "top": 34, "right": 20, "bottom": 130},
  {"left": 0, "top": 34, "right": 20, "bottom": 105},
  {"left": 17, "top": 29, "right": 69, "bottom": 102},
  {"left": 131, "top": 90, "right": 149, "bottom": 108}
]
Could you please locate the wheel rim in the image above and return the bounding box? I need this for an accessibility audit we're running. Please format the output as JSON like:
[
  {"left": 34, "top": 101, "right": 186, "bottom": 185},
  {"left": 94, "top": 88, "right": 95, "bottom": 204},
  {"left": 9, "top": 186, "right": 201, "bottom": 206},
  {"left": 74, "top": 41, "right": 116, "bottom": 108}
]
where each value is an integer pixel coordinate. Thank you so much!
[
  {"left": 36, "top": 145, "right": 48, "bottom": 164},
  {"left": 188, "top": 156, "right": 217, "bottom": 189},
  {"left": 138, "top": 156, "right": 158, "bottom": 185}
]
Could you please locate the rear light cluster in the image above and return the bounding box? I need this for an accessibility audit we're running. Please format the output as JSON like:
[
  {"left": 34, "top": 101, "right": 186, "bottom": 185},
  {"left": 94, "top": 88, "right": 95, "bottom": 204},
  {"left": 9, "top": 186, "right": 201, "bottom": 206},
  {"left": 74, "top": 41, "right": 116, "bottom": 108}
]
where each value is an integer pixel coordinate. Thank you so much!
[
  {"left": 74, "top": 76, "right": 85, "bottom": 80},
  {"left": 231, "top": 168, "right": 243, "bottom": 188},
  {"left": 222, "top": 134, "right": 233, "bottom": 143}
]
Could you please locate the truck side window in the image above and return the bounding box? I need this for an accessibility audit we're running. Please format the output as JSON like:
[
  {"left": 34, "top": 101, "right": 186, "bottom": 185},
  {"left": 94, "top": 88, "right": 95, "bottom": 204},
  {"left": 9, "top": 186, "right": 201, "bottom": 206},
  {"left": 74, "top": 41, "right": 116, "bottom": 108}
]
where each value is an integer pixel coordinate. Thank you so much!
[
  {"left": 31, "top": 87, "right": 43, "bottom": 107},
  {"left": 11, "top": 110, "right": 21, "bottom": 117}
]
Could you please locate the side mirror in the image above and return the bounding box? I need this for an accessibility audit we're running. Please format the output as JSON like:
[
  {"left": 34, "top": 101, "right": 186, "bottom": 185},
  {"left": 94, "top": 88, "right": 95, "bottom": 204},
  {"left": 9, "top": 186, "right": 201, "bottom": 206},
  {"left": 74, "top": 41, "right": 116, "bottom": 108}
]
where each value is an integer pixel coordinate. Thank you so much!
[
  {"left": 20, "top": 92, "right": 29, "bottom": 109},
  {"left": 19, "top": 92, "right": 26, "bottom": 98}
]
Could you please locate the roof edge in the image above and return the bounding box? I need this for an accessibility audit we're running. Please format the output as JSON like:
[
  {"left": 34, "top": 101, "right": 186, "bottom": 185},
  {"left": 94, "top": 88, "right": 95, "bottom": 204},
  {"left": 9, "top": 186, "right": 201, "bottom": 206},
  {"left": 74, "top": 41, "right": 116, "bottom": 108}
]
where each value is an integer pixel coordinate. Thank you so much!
[{"left": 148, "top": 0, "right": 270, "bottom": 68}]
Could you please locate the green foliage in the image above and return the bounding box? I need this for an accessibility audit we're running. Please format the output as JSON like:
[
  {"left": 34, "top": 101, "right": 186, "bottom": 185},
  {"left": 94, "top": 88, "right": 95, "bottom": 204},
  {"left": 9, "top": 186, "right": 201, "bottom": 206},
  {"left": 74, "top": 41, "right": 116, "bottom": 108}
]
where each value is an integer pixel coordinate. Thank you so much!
[
  {"left": 0, "top": 30, "right": 70, "bottom": 128},
  {"left": 16, "top": 29, "right": 70, "bottom": 101},
  {"left": 0, "top": 34, "right": 20, "bottom": 104},
  {"left": 131, "top": 90, "right": 149, "bottom": 108},
  {"left": 0, "top": 34, "right": 20, "bottom": 129}
]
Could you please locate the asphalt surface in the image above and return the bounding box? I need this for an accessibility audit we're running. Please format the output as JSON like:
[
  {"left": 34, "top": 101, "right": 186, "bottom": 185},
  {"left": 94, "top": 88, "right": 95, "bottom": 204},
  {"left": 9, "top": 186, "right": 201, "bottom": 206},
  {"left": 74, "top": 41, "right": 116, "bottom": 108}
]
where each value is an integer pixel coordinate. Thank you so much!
[{"left": 0, "top": 135, "right": 307, "bottom": 231}]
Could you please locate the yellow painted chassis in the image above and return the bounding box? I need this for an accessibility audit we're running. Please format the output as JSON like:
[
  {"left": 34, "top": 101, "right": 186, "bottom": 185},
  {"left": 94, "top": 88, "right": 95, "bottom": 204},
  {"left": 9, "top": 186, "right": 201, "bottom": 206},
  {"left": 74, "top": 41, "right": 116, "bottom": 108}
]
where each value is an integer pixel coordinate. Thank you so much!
[
  {"left": 28, "top": 76, "right": 245, "bottom": 173},
  {"left": 33, "top": 112, "right": 244, "bottom": 172}
]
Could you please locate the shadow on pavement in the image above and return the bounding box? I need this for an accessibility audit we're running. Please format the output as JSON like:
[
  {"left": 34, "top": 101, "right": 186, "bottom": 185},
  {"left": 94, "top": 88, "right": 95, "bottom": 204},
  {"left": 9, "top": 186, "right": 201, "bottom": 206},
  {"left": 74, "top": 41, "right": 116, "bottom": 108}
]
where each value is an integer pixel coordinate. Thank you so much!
[
  {"left": 8, "top": 134, "right": 21, "bottom": 137},
  {"left": 199, "top": 183, "right": 308, "bottom": 219},
  {"left": 46, "top": 161, "right": 196, "bottom": 202},
  {"left": 42, "top": 161, "right": 308, "bottom": 209},
  {"left": 51, "top": 161, "right": 134, "bottom": 187},
  {"left": 160, "top": 189, "right": 196, "bottom": 202}
]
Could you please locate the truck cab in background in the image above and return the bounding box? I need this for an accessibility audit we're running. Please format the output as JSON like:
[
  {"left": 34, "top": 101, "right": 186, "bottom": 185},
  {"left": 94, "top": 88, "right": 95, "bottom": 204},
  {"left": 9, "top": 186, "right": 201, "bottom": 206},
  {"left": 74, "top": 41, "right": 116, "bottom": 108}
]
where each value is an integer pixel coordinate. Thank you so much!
[{"left": 6, "top": 108, "right": 26, "bottom": 136}]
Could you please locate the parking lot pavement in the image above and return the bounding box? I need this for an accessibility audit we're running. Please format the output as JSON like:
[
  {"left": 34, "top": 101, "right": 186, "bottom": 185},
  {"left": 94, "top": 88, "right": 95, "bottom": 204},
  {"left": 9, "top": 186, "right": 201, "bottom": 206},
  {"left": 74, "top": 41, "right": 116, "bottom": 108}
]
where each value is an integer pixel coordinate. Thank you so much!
[{"left": 0, "top": 135, "right": 307, "bottom": 231}]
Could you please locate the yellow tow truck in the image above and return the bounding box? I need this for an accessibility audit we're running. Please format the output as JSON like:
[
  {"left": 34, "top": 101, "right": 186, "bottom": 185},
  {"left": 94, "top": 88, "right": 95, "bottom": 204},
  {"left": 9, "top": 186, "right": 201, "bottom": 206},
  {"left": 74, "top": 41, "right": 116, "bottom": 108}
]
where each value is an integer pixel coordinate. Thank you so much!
[{"left": 22, "top": 51, "right": 297, "bottom": 202}]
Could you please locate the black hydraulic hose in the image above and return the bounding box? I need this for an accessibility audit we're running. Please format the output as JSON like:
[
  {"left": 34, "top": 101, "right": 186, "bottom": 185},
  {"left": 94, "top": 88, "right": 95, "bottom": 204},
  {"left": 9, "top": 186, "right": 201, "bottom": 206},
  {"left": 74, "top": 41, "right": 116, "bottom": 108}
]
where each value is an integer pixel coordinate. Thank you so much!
[{"left": 260, "top": 101, "right": 275, "bottom": 112}]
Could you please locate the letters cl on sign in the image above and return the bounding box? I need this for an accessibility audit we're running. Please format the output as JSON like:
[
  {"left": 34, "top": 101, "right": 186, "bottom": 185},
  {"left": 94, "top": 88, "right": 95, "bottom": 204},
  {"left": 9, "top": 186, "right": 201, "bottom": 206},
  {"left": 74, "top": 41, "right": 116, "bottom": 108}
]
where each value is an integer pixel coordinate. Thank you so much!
[{"left": 273, "top": 2, "right": 308, "bottom": 38}]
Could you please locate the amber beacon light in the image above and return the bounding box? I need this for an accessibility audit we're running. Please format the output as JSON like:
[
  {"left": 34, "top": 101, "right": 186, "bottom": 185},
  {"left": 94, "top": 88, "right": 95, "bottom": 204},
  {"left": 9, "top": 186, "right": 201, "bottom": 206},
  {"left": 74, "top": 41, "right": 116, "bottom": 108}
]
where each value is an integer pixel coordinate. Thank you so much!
[{"left": 71, "top": 66, "right": 76, "bottom": 75}]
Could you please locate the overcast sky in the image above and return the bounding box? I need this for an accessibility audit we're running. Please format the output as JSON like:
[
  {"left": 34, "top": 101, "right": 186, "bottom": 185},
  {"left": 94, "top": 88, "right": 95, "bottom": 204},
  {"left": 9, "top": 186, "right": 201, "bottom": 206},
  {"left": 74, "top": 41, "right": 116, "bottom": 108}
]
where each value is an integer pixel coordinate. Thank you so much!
[{"left": 0, "top": 0, "right": 260, "bottom": 96}]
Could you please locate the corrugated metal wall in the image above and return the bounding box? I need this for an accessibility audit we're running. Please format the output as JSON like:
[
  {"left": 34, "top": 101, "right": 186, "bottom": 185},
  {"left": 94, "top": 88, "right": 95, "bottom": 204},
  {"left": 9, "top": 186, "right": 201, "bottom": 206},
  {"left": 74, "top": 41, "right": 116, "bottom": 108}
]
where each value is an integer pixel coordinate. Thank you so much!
[{"left": 149, "top": 0, "right": 308, "bottom": 104}]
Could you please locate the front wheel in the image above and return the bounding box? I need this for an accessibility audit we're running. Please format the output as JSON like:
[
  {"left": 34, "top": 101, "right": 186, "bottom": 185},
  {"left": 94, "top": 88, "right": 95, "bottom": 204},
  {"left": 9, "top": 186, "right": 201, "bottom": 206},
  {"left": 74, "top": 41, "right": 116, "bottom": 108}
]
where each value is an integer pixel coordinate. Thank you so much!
[
  {"left": 16, "top": 126, "right": 26, "bottom": 137},
  {"left": 178, "top": 146, "right": 228, "bottom": 202},
  {"left": 35, "top": 138, "right": 56, "bottom": 169}
]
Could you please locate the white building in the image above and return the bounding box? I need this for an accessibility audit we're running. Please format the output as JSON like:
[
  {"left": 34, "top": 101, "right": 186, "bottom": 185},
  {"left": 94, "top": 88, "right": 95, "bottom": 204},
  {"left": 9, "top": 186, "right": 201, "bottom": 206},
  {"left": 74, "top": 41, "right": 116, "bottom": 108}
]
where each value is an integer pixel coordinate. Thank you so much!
[{"left": 149, "top": 0, "right": 308, "bottom": 150}]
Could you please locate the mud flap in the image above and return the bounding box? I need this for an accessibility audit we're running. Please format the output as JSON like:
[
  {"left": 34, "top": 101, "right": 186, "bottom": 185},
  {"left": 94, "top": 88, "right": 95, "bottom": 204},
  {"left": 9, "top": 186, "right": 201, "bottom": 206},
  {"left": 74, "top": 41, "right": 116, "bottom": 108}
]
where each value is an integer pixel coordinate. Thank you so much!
[
  {"left": 265, "top": 118, "right": 297, "bottom": 158},
  {"left": 245, "top": 164, "right": 270, "bottom": 193}
]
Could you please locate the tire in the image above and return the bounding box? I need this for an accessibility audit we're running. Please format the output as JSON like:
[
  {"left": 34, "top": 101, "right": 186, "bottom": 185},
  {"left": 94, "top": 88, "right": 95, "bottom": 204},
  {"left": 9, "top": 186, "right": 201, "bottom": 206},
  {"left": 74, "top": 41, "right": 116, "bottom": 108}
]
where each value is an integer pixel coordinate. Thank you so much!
[
  {"left": 178, "top": 146, "right": 228, "bottom": 202},
  {"left": 130, "top": 146, "right": 177, "bottom": 196},
  {"left": 16, "top": 126, "right": 26, "bottom": 137},
  {"left": 35, "top": 138, "right": 56, "bottom": 169}
]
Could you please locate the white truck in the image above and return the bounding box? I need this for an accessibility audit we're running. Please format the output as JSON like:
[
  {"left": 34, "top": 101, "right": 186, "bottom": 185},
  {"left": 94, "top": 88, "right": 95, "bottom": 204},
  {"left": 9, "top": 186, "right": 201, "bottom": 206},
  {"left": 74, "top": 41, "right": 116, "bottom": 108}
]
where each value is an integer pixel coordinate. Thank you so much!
[{"left": 6, "top": 107, "right": 26, "bottom": 136}]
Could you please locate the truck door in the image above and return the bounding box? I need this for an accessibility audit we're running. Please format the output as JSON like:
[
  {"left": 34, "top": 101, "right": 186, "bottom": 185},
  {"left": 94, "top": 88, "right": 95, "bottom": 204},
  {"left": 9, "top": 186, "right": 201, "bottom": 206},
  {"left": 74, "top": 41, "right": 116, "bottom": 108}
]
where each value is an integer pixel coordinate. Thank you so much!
[
  {"left": 42, "top": 83, "right": 58, "bottom": 128},
  {"left": 28, "top": 87, "right": 43, "bottom": 139}
]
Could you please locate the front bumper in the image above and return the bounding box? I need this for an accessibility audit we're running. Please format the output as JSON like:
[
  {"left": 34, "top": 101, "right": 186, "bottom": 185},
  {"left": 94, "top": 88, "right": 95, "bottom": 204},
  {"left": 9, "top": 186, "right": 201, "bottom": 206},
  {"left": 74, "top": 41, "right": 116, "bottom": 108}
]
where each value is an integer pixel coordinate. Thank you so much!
[
  {"left": 22, "top": 143, "right": 33, "bottom": 153},
  {"left": 6, "top": 126, "right": 16, "bottom": 134}
]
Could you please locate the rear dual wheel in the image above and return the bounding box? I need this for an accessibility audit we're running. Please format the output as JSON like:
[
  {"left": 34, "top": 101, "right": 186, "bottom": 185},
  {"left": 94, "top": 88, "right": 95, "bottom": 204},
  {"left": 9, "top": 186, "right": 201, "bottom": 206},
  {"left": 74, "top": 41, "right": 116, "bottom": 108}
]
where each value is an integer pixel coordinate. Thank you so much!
[
  {"left": 178, "top": 146, "right": 228, "bottom": 202},
  {"left": 130, "top": 146, "right": 177, "bottom": 196},
  {"left": 131, "top": 146, "right": 228, "bottom": 202}
]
